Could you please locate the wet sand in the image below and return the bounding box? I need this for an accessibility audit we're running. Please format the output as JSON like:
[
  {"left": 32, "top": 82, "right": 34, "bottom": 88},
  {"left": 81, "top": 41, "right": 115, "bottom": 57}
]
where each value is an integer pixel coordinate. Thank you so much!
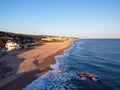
[{"left": 0, "top": 39, "right": 73, "bottom": 90}]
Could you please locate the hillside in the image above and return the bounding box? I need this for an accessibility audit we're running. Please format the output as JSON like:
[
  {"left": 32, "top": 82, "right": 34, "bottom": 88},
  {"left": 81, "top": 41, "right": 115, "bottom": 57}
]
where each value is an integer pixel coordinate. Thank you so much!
[
  {"left": 0, "top": 31, "right": 43, "bottom": 47},
  {"left": 0, "top": 31, "right": 70, "bottom": 48}
]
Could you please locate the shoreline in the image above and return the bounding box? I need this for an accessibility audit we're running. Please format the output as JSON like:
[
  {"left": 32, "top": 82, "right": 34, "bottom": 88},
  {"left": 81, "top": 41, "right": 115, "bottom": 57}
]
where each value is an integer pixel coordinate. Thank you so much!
[{"left": 0, "top": 38, "right": 73, "bottom": 90}]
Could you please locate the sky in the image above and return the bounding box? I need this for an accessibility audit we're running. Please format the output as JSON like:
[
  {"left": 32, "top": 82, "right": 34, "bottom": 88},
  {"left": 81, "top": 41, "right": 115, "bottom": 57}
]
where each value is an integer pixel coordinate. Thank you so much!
[{"left": 0, "top": 0, "right": 120, "bottom": 38}]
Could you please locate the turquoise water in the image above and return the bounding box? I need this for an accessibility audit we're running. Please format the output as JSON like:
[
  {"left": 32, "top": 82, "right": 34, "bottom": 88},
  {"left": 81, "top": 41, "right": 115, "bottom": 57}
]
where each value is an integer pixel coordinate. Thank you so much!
[{"left": 23, "top": 39, "right": 120, "bottom": 90}]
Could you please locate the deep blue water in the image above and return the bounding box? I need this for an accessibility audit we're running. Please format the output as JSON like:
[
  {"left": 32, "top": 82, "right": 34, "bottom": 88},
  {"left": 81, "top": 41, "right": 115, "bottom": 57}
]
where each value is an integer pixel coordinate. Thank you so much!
[{"left": 23, "top": 39, "right": 120, "bottom": 90}]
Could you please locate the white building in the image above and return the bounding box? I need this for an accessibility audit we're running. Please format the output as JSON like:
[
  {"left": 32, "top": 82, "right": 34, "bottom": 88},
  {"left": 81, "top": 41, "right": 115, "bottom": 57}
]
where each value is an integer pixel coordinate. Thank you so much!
[
  {"left": 41, "top": 37, "right": 53, "bottom": 41},
  {"left": 5, "top": 40, "right": 20, "bottom": 51}
]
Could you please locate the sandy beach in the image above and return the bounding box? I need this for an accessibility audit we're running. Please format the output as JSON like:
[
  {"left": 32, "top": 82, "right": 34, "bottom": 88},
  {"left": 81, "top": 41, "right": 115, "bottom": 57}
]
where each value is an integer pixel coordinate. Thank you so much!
[{"left": 0, "top": 38, "right": 73, "bottom": 90}]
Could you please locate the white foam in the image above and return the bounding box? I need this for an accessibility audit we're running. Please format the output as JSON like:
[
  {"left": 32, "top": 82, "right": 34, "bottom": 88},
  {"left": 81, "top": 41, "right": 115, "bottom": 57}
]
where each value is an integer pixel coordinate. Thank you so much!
[{"left": 80, "top": 77, "right": 87, "bottom": 80}]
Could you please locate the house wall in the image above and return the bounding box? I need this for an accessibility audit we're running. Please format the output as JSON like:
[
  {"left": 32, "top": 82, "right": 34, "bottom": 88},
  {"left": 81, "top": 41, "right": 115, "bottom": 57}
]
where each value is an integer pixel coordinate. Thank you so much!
[{"left": 5, "top": 42, "right": 19, "bottom": 51}]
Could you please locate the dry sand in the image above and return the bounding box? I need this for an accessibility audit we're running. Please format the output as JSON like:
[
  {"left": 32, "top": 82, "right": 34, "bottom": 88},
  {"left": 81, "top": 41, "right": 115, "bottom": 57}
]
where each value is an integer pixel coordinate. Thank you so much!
[{"left": 0, "top": 38, "right": 73, "bottom": 90}]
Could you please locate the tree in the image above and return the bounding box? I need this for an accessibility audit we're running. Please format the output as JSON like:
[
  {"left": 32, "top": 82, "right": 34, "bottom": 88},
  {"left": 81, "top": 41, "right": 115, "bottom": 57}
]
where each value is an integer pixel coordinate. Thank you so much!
[{"left": 0, "top": 37, "right": 4, "bottom": 47}]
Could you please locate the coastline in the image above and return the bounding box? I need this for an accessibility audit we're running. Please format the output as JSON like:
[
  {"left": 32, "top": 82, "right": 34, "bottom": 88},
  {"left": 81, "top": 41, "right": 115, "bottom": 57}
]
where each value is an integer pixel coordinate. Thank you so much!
[{"left": 0, "top": 38, "right": 73, "bottom": 90}]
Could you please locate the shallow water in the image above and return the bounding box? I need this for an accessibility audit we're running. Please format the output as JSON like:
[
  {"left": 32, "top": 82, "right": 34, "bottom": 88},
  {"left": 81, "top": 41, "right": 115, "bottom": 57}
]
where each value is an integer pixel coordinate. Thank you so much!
[{"left": 23, "top": 39, "right": 120, "bottom": 90}]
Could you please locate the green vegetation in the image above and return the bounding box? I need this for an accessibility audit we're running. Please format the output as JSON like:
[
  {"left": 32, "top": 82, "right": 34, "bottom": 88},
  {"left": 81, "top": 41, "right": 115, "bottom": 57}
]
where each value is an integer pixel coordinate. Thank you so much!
[{"left": 0, "top": 37, "right": 4, "bottom": 47}]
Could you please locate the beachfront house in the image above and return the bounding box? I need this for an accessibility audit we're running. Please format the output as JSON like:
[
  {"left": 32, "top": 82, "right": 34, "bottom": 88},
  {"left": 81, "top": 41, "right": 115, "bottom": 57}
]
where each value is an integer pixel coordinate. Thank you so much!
[
  {"left": 5, "top": 40, "right": 20, "bottom": 51},
  {"left": 41, "top": 37, "right": 53, "bottom": 41}
]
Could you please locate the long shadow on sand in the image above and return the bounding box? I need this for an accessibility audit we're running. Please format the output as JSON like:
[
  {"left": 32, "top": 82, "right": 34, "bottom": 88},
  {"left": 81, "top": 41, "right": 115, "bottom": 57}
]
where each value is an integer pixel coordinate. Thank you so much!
[{"left": 0, "top": 47, "right": 49, "bottom": 90}]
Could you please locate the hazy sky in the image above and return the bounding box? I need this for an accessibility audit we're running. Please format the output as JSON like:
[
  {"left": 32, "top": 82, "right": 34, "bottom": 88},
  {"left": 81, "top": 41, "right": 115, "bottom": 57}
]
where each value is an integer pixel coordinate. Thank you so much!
[{"left": 0, "top": 0, "right": 120, "bottom": 38}]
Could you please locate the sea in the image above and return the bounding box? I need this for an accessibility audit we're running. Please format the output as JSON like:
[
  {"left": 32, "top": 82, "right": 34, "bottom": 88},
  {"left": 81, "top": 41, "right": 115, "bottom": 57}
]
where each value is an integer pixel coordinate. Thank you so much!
[{"left": 23, "top": 39, "right": 120, "bottom": 90}]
